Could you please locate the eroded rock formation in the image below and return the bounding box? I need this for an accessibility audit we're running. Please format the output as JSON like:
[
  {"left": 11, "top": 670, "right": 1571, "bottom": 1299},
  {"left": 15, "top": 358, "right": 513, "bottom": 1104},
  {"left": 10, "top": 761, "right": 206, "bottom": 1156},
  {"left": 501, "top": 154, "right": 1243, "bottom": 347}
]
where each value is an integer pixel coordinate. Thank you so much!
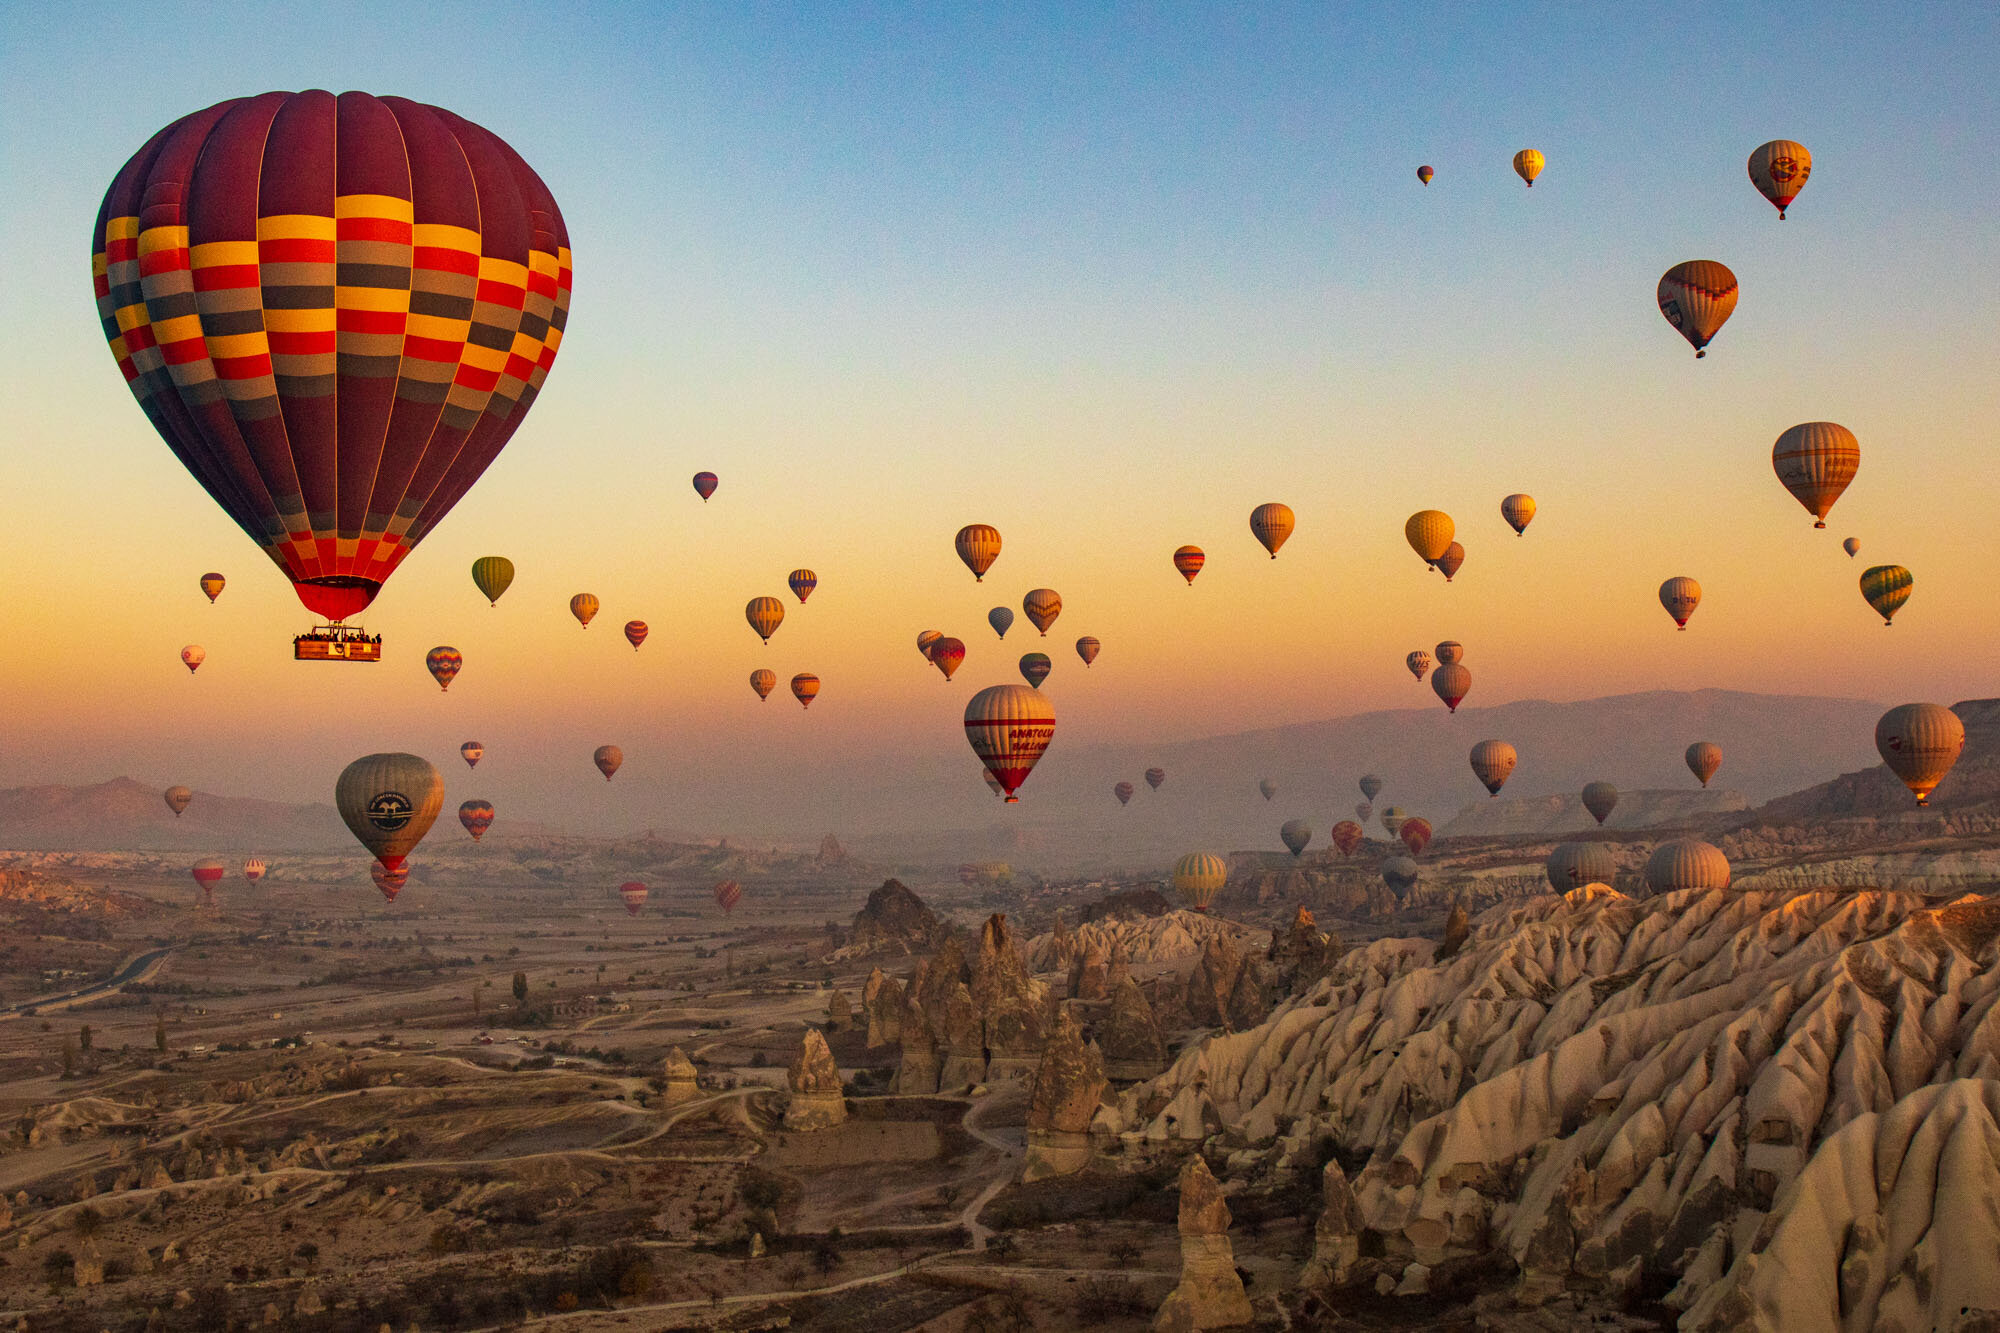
[
  {"left": 831, "top": 879, "right": 943, "bottom": 959},
  {"left": 660, "top": 1047, "right": 698, "bottom": 1104},
  {"left": 782, "top": 1028, "right": 846, "bottom": 1130},
  {"left": 1098, "top": 976, "right": 1169, "bottom": 1080},
  {"left": 1022, "top": 1004, "right": 1107, "bottom": 1181},
  {"left": 1154, "top": 1155, "right": 1252, "bottom": 1329}
]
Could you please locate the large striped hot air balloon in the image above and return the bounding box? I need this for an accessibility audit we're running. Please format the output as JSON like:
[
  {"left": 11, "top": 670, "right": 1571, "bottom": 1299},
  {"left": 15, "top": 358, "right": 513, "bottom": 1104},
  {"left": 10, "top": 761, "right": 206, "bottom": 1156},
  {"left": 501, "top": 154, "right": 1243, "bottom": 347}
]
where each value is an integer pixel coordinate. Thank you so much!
[
  {"left": 1658, "top": 577, "right": 1701, "bottom": 629},
  {"left": 1405, "top": 511, "right": 1454, "bottom": 568},
  {"left": 1747, "top": 140, "right": 1811, "bottom": 219},
  {"left": 1249, "top": 503, "right": 1295, "bottom": 558},
  {"left": 745, "top": 596, "right": 784, "bottom": 644},
  {"left": 200, "top": 572, "right": 226, "bottom": 602},
  {"left": 569, "top": 593, "right": 599, "bottom": 628},
  {"left": 334, "top": 753, "right": 442, "bottom": 872},
  {"left": 593, "top": 745, "right": 623, "bottom": 781},
  {"left": 1771, "top": 423, "right": 1859, "bottom": 528},
  {"left": 619, "top": 881, "right": 648, "bottom": 916},
  {"left": 1169, "top": 852, "right": 1227, "bottom": 912},
  {"left": 93, "top": 93, "right": 569, "bottom": 625},
  {"left": 955, "top": 524, "right": 1001, "bottom": 582},
  {"left": 1657, "top": 261, "right": 1738, "bottom": 358},
  {"left": 471, "top": 557, "right": 514, "bottom": 606},
  {"left": 1022, "top": 589, "right": 1062, "bottom": 636},
  {"left": 165, "top": 785, "right": 193, "bottom": 817},
  {"left": 1876, "top": 703, "right": 1965, "bottom": 806},
  {"left": 1643, "top": 840, "right": 1731, "bottom": 894},
  {"left": 713, "top": 879, "right": 741, "bottom": 914},
  {"left": 964, "top": 684, "right": 1055, "bottom": 802},
  {"left": 1860, "top": 565, "right": 1913, "bottom": 625},
  {"left": 788, "top": 569, "right": 817, "bottom": 603},
  {"left": 425, "top": 645, "right": 461, "bottom": 691},
  {"left": 458, "top": 799, "right": 493, "bottom": 840},
  {"left": 1173, "top": 546, "right": 1205, "bottom": 584}
]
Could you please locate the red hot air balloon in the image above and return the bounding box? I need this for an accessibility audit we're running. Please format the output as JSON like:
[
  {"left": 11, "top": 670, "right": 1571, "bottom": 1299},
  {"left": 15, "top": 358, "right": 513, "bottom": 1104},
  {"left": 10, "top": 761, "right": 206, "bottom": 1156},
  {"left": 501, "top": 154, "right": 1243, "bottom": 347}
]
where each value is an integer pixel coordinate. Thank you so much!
[
  {"left": 191, "top": 858, "right": 226, "bottom": 904},
  {"left": 624, "top": 620, "right": 648, "bottom": 651},
  {"left": 1173, "top": 546, "right": 1205, "bottom": 584},
  {"left": 619, "top": 881, "right": 648, "bottom": 916},
  {"left": 1329, "top": 821, "right": 1363, "bottom": 856},
  {"left": 1399, "top": 817, "right": 1433, "bottom": 856},
  {"left": 93, "top": 93, "right": 571, "bottom": 628},
  {"left": 964, "top": 684, "right": 1055, "bottom": 802},
  {"left": 425, "top": 646, "right": 462, "bottom": 691},
  {"left": 693, "top": 472, "right": 718, "bottom": 501},
  {"left": 713, "top": 879, "right": 741, "bottom": 914},
  {"left": 458, "top": 799, "right": 494, "bottom": 840},
  {"left": 930, "top": 637, "right": 966, "bottom": 681},
  {"left": 791, "top": 673, "right": 821, "bottom": 708}
]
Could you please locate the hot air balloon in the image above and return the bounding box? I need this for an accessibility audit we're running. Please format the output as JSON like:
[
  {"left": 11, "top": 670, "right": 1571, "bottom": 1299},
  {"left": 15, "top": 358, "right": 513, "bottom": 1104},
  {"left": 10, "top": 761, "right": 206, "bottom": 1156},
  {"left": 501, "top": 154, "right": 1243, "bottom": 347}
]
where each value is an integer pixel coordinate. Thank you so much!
[
  {"left": 917, "top": 630, "right": 943, "bottom": 660},
  {"left": 1658, "top": 577, "right": 1701, "bottom": 629},
  {"left": 1380, "top": 807, "right": 1409, "bottom": 837},
  {"left": 1249, "top": 502, "right": 1295, "bottom": 558},
  {"left": 1406, "top": 650, "right": 1431, "bottom": 681},
  {"left": 1280, "top": 820, "right": 1312, "bottom": 857},
  {"left": 1860, "top": 565, "right": 1913, "bottom": 625},
  {"left": 335, "top": 753, "right": 443, "bottom": 873},
  {"left": 1657, "top": 261, "right": 1738, "bottom": 358},
  {"left": 619, "top": 881, "right": 648, "bottom": 916},
  {"left": 1022, "top": 589, "right": 1062, "bottom": 636},
  {"left": 458, "top": 799, "right": 494, "bottom": 840},
  {"left": 1018, "top": 653, "right": 1052, "bottom": 689},
  {"left": 1685, "top": 742, "right": 1722, "bottom": 788},
  {"left": 1512, "top": 149, "right": 1544, "bottom": 186},
  {"left": 593, "top": 745, "right": 623, "bottom": 781},
  {"left": 425, "top": 646, "right": 462, "bottom": 691},
  {"left": 693, "top": 472, "right": 718, "bottom": 501},
  {"left": 1399, "top": 817, "right": 1432, "bottom": 856},
  {"left": 616, "top": 620, "right": 646, "bottom": 651},
  {"left": 1875, "top": 703, "right": 1965, "bottom": 806},
  {"left": 1435, "top": 641, "right": 1464, "bottom": 665},
  {"left": 1581, "top": 781, "right": 1619, "bottom": 825},
  {"left": 1381, "top": 855, "right": 1419, "bottom": 899},
  {"left": 1114, "top": 782, "right": 1135, "bottom": 806},
  {"left": 1355, "top": 802, "right": 1372, "bottom": 823},
  {"left": 1469, "top": 740, "right": 1517, "bottom": 795},
  {"left": 1546, "top": 842, "right": 1615, "bottom": 891},
  {"left": 460, "top": 741, "right": 483, "bottom": 768},
  {"left": 1173, "top": 546, "right": 1205, "bottom": 584},
  {"left": 243, "top": 858, "right": 266, "bottom": 882},
  {"left": 1146, "top": 767, "right": 1166, "bottom": 791},
  {"left": 1359, "top": 775, "right": 1383, "bottom": 802},
  {"left": 94, "top": 93, "right": 571, "bottom": 633},
  {"left": 1432, "top": 663, "right": 1471, "bottom": 713},
  {"left": 371, "top": 861, "right": 409, "bottom": 901},
  {"left": 1500, "top": 494, "right": 1535, "bottom": 536},
  {"left": 1843, "top": 537, "right": 1860, "bottom": 558},
  {"left": 784, "top": 569, "right": 819, "bottom": 605},
  {"left": 745, "top": 596, "right": 784, "bottom": 644},
  {"left": 191, "top": 858, "right": 225, "bottom": 904},
  {"left": 988, "top": 606, "right": 1014, "bottom": 639},
  {"left": 165, "top": 786, "right": 192, "bottom": 817},
  {"left": 1417, "top": 165, "right": 1434, "bottom": 185},
  {"left": 181, "top": 645, "right": 206, "bottom": 674},
  {"left": 791, "top": 673, "right": 820, "bottom": 708},
  {"left": 964, "top": 684, "right": 1055, "bottom": 802},
  {"left": 199, "top": 572, "right": 226, "bottom": 602},
  {"left": 1170, "top": 852, "right": 1227, "bottom": 912},
  {"left": 1771, "top": 423, "right": 1859, "bottom": 528},
  {"left": 713, "top": 879, "right": 741, "bottom": 914},
  {"left": 1747, "top": 139, "right": 1811, "bottom": 219},
  {"left": 750, "top": 669, "right": 777, "bottom": 701},
  {"left": 1075, "top": 636, "right": 1100, "bottom": 667},
  {"left": 471, "top": 557, "right": 514, "bottom": 606},
  {"left": 1330, "top": 821, "right": 1363, "bottom": 855},
  {"left": 1435, "top": 542, "right": 1465, "bottom": 582},
  {"left": 569, "top": 594, "right": 599, "bottom": 628},
  {"left": 955, "top": 524, "right": 1002, "bottom": 582},
  {"left": 1405, "top": 511, "right": 1454, "bottom": 569},
  {"left": 1259, "top": 779, "right": 1278, "bottom": 802},
  {"left": 1643, "top": 840, "right": 1731, "bottom": 894},
  {"left": 931, "top": 637, "right": 966, "bottom": 681}
]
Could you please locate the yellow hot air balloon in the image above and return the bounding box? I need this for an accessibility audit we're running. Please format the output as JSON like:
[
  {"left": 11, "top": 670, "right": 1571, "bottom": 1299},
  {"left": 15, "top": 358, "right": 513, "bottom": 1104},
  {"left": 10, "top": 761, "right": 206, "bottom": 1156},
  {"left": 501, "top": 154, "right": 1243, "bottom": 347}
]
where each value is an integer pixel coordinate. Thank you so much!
[
  {"left": 1500, "top": 494, "right": 1535, "bottom": 536},
  {"left": 1772, "top": 423, "right": 1859, "bottom": 528},
  {"left": 1512, "top": 149, "right": 1544, "bottom": 186},
  {"left": 955, "top": 524, "right": 1002, "bottom": 582},
  {"left": 750, "top": 669, "right": 777, "bottom": 701},
  {"left": 334, "top": 753, "right": 443, "bottom": 872},
  {"left": 471, "top": 556, "right": 514, "bottom": 606},
  {"left": 963, "top": 683, "right": 1055, "bottom": 802},
  {"left": 1643, "top": 839, "right": 1731, "bottom": 894},
  {"left": 746, "top": 596, "right": 785, "bottom": 644},
  {"left": 1169, "top": 851, "right": 1227, "bottom": 913},
  {"left": 1658, "top": 577, "right": 1701, "bottom": 629},
  {"left": 199, "top": 572, "right": 226, "bottom": 603},
  {"left": 1469, "top": 740, "right": 1517, "bottom": 795},
  {"left": 1685, "top": 741, "right": 1722, "bottom": 788},
  {"left": 1875, "top": 703, "right": 1965, "bottom": 806},
  {"left": 1249, "top": 502, "right": 1295, "bottom": 558},
  {"left": 791, "top": 673, "right": 821, "bottom": 709},
  {"left": 1860, "top": 565, "right": 1912, "bottom": 626},
  {"left": 1747, "top": 139, "right": 1811, "bottom": 219},
  {"left": 1405, "top": 510, "right": 1454, "bottom": 568},
  {"left": 1657, "top": 261, "right": 1738, "bottom": 358},
  {"left": 569, "top": 593, "right": 599, "bottom": 628},
  {"left": 1022, "top": 588, "right": 1062, "bottom": 636}
]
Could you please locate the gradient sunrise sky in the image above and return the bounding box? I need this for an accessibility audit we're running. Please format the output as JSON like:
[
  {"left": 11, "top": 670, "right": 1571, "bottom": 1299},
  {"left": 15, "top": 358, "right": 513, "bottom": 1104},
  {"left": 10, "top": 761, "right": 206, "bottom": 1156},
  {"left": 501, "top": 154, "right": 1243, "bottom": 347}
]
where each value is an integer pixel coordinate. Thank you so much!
[{"left": 1, "top": 2, "right": 1996, "bottom": 839}]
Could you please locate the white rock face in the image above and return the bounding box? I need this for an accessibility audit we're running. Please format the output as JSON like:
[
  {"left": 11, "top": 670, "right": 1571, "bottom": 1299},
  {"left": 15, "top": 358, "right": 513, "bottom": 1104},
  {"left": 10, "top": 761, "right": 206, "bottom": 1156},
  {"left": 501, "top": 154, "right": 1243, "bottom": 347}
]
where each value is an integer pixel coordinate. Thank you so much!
[
  {"left": 1124, "top": 885, "right": 2000, "bottom": 1309},
  {"left": 1026, "top": 909, "right": 1252, "bottom": 976}
]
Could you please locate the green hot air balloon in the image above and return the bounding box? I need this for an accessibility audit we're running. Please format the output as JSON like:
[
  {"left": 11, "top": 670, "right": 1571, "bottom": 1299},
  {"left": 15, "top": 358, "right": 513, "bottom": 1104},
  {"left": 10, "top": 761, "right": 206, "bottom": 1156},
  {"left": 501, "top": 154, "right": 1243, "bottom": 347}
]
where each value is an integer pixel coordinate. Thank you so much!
[
  {"left": 335, "top": 753, "right": 443, "bottom": 872},
  {"left": 1860, "top": 565, "right": 1913, "bottom": 626},
  {"left": 471, "top": 556, "right": 515, "bottom": 606}
]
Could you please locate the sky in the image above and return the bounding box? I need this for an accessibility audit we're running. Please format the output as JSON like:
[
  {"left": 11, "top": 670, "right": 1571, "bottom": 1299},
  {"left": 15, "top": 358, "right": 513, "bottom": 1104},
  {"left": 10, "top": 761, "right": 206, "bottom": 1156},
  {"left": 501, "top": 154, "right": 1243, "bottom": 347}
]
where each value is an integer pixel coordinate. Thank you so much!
[{"left": 1, "top": 2, "right": 1997, "bottom": 844}]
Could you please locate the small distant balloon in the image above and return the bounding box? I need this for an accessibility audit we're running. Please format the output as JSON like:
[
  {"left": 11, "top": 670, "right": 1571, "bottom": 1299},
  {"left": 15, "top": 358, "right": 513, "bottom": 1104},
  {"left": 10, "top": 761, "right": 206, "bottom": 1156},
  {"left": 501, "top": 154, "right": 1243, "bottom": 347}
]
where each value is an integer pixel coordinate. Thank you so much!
[
  {"left": 1643, "top": 840, "right": 1731, "bottom": 894},
  {"left": 371, "top": 861, "right": 409, "bottom": 902},
  {"left": 1249, "top": 502, "right": 1295, "bottom": 558},
  {"left": 1355, "top": 801, "right": 1372, "bottom": 823},
  {"left": 1435, "top": 640, "right": 1464, "bottom": 665},
  {"left": 1843, "top": 537, "right": 1860, "bottom": 558},
  {"left": 1359, "top": 774, "right": 1383, "bottom": 802},
  {"left": 569, "top": 593, "right": 599, "bottom": 628},
  {"left": 1500, "top": 494, "right": 1536, "bottom": 536},
  {"left": 594, "top": 745, "right": 623, "bottom": 781},
  {"left": 1259, "top": 779, "right": 1278, "bottom": 802},
  {"left": 1469, "top": 740, "right": 1517, "bottom": 795},
  {"left": 425, "top": 646, "right": 462, "bottom": 692},
  {"left": 1406, "top": 650, "right": 1431, "bottom": 681},
  {"left": 745, "top": 596, "right": 785, "bottom": 644},
  {"left": 1173, "top": 546, "right": 1206, "bottom": 585},
  {"left": 1379, "top": 807, "right": 1408, "bottom": 837},
  {"left": 1399, "top": 817, "right": 1432, "bottom": 857},
  {"left": 1513, "top": 149, "right": 1544, "bottom": 186},
  {"left": 1547, "top": 841, "right": 1615, "bottom": 891},
  {"left": 1280, "top": 820, "right": 1312, "bottom": 857},
  {"left": 1658, "top": 577, "right": 1701, "bottom": 630},
  {"left": 791, "top": 673, "right": 820, "bottom": 709},
  {"left": 917, "top": 630, "right": 943, "bottom": 660},
  {"left": 1435, "top": 541, "right": 1465, "bottom": 582},
  {"left": 243, "top": 858, "right": 266, "bottom": 883},
  {"left": 1075, "top": 636, "right": 1100, "bottom": 667},
  {"left": 988, "top": 607, "right": 1014, "bottom": 639},
  {"left": 1417, "top": 164, "right": 1434, "bottom": 186},
  {"left": 1657, "top": 261, "right": 1738, "bottom": 358},
  {"left": 1581, "top": 781, "right": 1619, "bottom": 825},
  {"left": 1747, "top": 139, "right": 1811, "bottom": 219},
  {"left": 750, "top": 669, "right": 777, "bottom": 701},
  {"left": 164, "top": 786, "right": 192, "bottom": 817},
  {"left": 1685, "top": 741, "right": 1723, "bottom": 788},
  {"left": 334, "top": 753, "right": 443, "bottom": 874},
  {"left": 1146, "top": 767, "right": 1167, "bottom": 791},
  {"left": 714, "top": 879, "right": 742, "bottom": 914},
  {"left": 693, "top": 472, "right": 718, "bottom": 502},
  {"left": 788, "top": 569, "right": 818, "bottom": 603},
  {"left": 955, "top": 524, "right": 1002, "bottom": 582},
  {"left": 624, "top": 620, "right": 648, "bottom": 651},
  {"left": 1860, "top": 565, "right": 1913, "bottom": 626},
  {"left": 1018, "top": 652, "right": 1052, "bottom": 689},
  {"left": 471, "top": 557, "right": 514, "bottom": 606},
  {"left": 1169, "top": 852, "right": 1227, "bottom": 912},
  {"left": 199, "top": 572, "right": 225, "bottom": 603},
  {"left": 191, "top": 858, "right": 225, "bottom": 904},
  {"left": 460, "top": 742, "right": 484, "bottom": 769},
  {"left": 620, "top": 881, "right": 648, "bottom": 916},
  {"left": 1113, "top": 782, "right": 1135, "bottom": 806},
  {"left": 930, "top": 637, "right": 966, "bottom": 681},
  {"left": 1022, "top": 588, "right": 1062, "bottom": 636},
  {"left": 458, "top": 800, "right": 494, "bottom": 841},
  {"left": 1329, "top": 821, "right": 1363, "bottom": 856},
  {"left": 180, "top": 645, "right": 206, "bottom": 674}
]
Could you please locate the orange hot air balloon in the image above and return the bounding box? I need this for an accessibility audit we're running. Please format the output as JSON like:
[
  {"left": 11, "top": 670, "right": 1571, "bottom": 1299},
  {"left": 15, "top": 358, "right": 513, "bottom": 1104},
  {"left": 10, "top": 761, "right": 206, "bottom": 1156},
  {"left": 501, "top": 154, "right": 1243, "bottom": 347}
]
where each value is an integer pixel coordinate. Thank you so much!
[
  {"left": 1404, "top": 510, "right": 1454, "bottom": 568},
  {"left": 458, "top": 799, "right": 494, "bottom": 840},
  {"left": 619, "top": 881, "right": 648, "bottom": 915},
  {"left": 1075, "top": 636, "right": 1100, "bottom": 667},
  {"left": 713, "top": 879, "right": 741, "bottom": 914},
  {"left": 1432, "top": 663, "right": 1470, "bottom": 713},
  {"left": 1843, "top": 537, "right": 1861, "bottom": 558},
  {"left": 791, "top": 673, "right": 820, "bottom": 708},
  {"left": 1500, "top": 494, "right": 1535, "bottom": 536},
  {"left": 930, "top": 637, "right": 966, "bottom": 680},
  {"left": 425, "top": 645, "right": 461, "bottom": 691},
  {"left": 199, "top": 572, "right": 226, "bottom": 602},
  {"left": 1173, "top": 546, "right": 1205, "bottom": 584},
  {"left": 750, "top": 668, "right": 777, "bottom": 701},
  {"left": 1406, "top": 650, "right": 1431, "bottom": 681},
  {"left": 1435, "top": 541, "right": 1465, "bottom": 582},
  {"left": 788, "top": 569, "right": 818, "bottom": 603},
  {"left": 1022, "top": 588, "right": 1062, "bottom": 636},
  {"left": 460, "top": 741, "right": 484, "bottom": 768},
  {"left": 1876, "top": 703, "right": 1965, "bottom": 806},
  {"left": 624, "top": 620, "right": 648, "bottom": 650},
  {"left": 1771, "top": 422, "right": 1859, "bottom": 528},
  {"left": 1657, "top": 261, "right": 1738, "bottom": 358},
  {"left": 964, "top": 684, "right": 1055, "bottom": 802},
  {"left": 92, "top": 93, "right": 571, "bottom": 627},
  {"left": 1114, "top": 782, "right": 1135, "bottom": 806},
  {"left": 370, "top": 861, "right": 409, "bottom": 901},
  {"left": 181, "top": 644, "right": 206, "bottom": 674},
  {"left": 1658, "top": 577, "right": 1701, "bottom": 629},
  {"left": 955, "top": 524, "right": 1002, "bottom": 582},
  {"left": 569, "top": 593, "right": 599, "bottom": 628},
  {"left": 1399, "top": 817, "right": 1432, "bottom": 856},
  {"left": 693, "top": 472, "right": 718, "bottom": 501},
  {"left": 1329, "top": 820, "right": 1363, "bottom": 856},
  {"left": 745, "top": 596, "right": 785, "bottom": 644},
  {"left": 1685, "top": 741, "right": 1722, "bottom": 788},
  {"left": 593, "top": 745, "right": 623, "bottom": 781},
  {"left": 1249, "top": 502, "right": 1295, "bottom": 558}
]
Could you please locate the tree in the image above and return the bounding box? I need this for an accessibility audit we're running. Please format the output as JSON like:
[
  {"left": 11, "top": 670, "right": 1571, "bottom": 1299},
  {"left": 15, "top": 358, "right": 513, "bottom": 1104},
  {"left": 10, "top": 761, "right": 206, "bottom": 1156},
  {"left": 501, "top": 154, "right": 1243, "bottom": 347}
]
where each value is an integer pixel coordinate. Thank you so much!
[
  {"left": 78, "top": 1024, "right": 92, "bottom": 1052},
  {"left": 72, "top": 1206, "right": 102, "bottom": 1239},
  {"left": 512, "top": 971, "right": 529, "bottom": 1004},
  {"left": 294, "top": 1241, "right": 318, "bottom": 1272},
  {"left": 154, "top": 1012, "right": 167, "bottom": 1053}
]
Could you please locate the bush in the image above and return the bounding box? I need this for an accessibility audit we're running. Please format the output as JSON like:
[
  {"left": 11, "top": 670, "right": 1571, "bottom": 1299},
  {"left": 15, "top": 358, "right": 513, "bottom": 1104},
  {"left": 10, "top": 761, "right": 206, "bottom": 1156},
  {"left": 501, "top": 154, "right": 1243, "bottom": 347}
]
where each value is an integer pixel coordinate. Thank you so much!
[{"left": 1076, "top": 1277, "right": 1148, "bottom": 1318}]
